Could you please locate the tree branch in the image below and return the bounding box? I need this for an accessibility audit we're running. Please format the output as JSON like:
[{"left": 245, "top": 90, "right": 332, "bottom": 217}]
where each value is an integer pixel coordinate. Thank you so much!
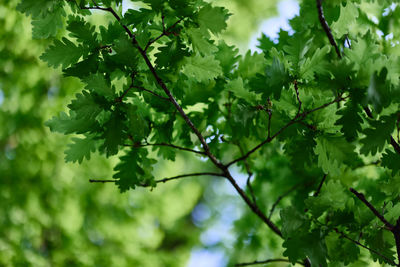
[
  {"left": 235, "top": 258, "right": 304, "bottom": 266},
  {"left": 390, "top": 136, "right": 400, "bottom": 155},
  {"left": 316, "top": 0, "right": 342, "bottom": 58},
  {"left": 84, "top": 3, "right": 283, "bottom": 241},
  {"left": 235, "top": 142, "right": 256, "bottom": 204},
  {"left": 333, "top": 227, "right": 397, "bottom": 266},
  {"left": 226, "top": 95, "right": 347, "bottom": 167},
  {"left": 350, "top": 188, "right": 394, "bottom": 229},
  {"left": 89, "top": 172, "right": 224, "bottom": 185},
  {"left": 125, "top": 142, "right": 206, "bottom": 155},
  {"left": 223, "top": 170, "right": 283, "bottom": 237},
  {"left": 144, "top": 17, "right": 184, "bottom": 51},
  {"left": 269, "top": 182, "right": 304, "bottom": 219},
  {"left": 393, "top": 218, "right": 400, "bottom": 266},
  {"left": 313, "top": 174, "right": 327, "bottom": 197}
]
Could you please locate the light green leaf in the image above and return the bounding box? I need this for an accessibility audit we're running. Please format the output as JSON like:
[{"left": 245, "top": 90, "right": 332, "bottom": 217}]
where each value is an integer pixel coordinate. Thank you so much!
[
  {"left": 226, "top": 77, "right": 257, "bottom": 104},
  {"left": 182, "top": 54, "right": 222, "bottom": 82}
]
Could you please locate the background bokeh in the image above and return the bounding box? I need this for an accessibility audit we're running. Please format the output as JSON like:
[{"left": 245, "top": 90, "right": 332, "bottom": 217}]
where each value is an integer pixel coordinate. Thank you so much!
[{"left": 0, "top": 0, "right": 301, "bottom": 266}]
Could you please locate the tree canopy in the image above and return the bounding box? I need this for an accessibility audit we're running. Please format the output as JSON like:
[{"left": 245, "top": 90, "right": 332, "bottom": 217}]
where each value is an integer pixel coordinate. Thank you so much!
[{"left": 3, "top": 0, "right": 400, "bottom": 266}]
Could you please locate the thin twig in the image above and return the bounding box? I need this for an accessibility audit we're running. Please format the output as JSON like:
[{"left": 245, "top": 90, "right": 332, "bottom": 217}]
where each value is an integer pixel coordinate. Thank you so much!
[
  {"left": 333, "top": 228, "right": 397, "bottom": 266},
  {"left": 226, "top": 95, "right": 347, "bottom": 167},
  {"left": 313, "top": 174, "right": 327, "bottom": 197},
  {"left": 316, "top": 0, "right": 342, "bottom": 58},
  {"left": 132, "top": 85, "right": 170, "bottom": 101},
  {"left": 83, "top": 2, "right": 283, "bottom": 241},
  {"left": 125, "top": 142, "right": 206, "bottom": 155},
  {"left": 144, "top": 17, "right": 184, "bottom": 51},
  {"left": 269, "top": 183, "right": 304, "bottom": 218},
  {"left": 223, "top": 170, "right": 283, "bottom": 237},
  {"left": 350, "top": 188, "right": 394, "bottom": 229},
  {"left": 235, "top": 258, "right": 304, "bottom": 266},
  {"left": 90, "top": 172, "right": 224, "bottom": 185},
  {"left": 154, "top": 172, "right": 224, "bottom": 184},
  {"left": 89, "top": 179, "right": 116, "bottom": 183},
  {"left": 236, "top": 142, "right": 256, "bottom": 204}
]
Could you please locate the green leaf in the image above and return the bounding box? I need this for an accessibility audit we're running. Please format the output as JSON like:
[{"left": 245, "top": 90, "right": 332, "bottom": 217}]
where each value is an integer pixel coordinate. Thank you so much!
[
  {"left": 197, "top": 4, "right": 229, "bottom": 35},
  {"left": 382, "top": 149, "right": 400, "bottom": 175},
  {"left": 110, "top": 35, "right": 139, "bottom": 69},
  {"left": 40, "top": 38, "right": 85, "bottom": 69},
  {"left": 65, "top": 136, "right": 98, "bottom": 164},
  {"left": 265, "top": 56, "right": 291, "bottom": 99},
  {"left": 67, "top": 15, "right": 98, "bottom": 48},
  {"left": 101, "top": 112, "right": 125, "bottom": 157},
  {"left": 360, "top": 115, "right": 396, "bottom": 156},
  {"left": 68, "top": 91, "right": 103, "bottom": 121},
  {"left": 335, "top": 101, "right": 363, "bottom": 141},
  {"left": 300, "top": 46, "right": 330, "bottom": 80},
  {"left": 45, "top": 112, "right": 95, "bottom": 134},
  {"left": 305, "top": 180, "right": 348, "bottom": 217},
  {"left": 384, "top": 202, "right": 400, "bottom": 225},
  {"left": 280, "top": 206, "right": 310, "bottom": 238},
  {"left": 226, "top": 77, "right": 257, "bottom": 104},
  {"left": 32, "top": 8, "right": 64, "bottom": 39},
  {"left": 215, "top": 40, "right": 240, "bottom": 74},
  {"left": 114, "top": 149, "right": 156, "bottom": 192},
  {"left": 181, "top": 54, "right": 222, "bottom": 82},
  {"left": 82, "top": 73, "right": 115, "bottom": 100},
  {"left": 331, "top": 2, "right": 359, "bottom": 38},
  {"left": 283, "top": 230, "right": 327, "bottom": 267},
  {"left": 314, "top": 136, "right": 358, "bottom": 176},
  {"left": 186, "top": 28, "right": 218, "bottom": 55},
  {"left": 155, "top": 38, "right": 188, "bottom": 69},
  {"left": 17, "top": 0, "right": 61, "bottom": 18},
  {"left": 325, "top": 232, "right": 360, "bottom": 265},
  {"left": 283, "top": 34, "right": 312, "bottom": 75},
  {"left": 237, "top": 50, "right": 266, "bottom": 79}
]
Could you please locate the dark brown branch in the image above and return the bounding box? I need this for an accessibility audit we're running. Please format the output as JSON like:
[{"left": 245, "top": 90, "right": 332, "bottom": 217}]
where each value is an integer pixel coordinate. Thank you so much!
[
  {"left": 154, "top": 172, "right": 224, "bottom": 184},
  {"left": 393, "top": 218, "right": 400, "bottom": 266},
  {"left": 316, "top": 0, "right": 342, "bottom": 58},
  {"left": 333, "top": 228, "right": 397, "bottom": 266},
  {"left": 86, "top": 3, "right": 282, "bottom": 241},
  {"left": 90, "top": 172, "right": 224, "bottom": 185},
  {"left": 144, "top": 17, "right": 184, "bottom": 51},
  {"left": 125, "top": 142, "right": 206, "bottom": 155},
  {"left": 350, "top": 188, "right": 394, "bottom": 229},
  {"left": 390, "top": 136, "right": 400, "bottom": 155},
  {"left": 246, "top": 173, "right": 257, "bottom": 204},
  {"left": 89, "top": 179, "right": 116, "bottom": 183},
  {"left": 313, "top": 174, "right": 327, "bottom": 197},
  {"left": 223, "top": 170, "right": 283, "bottom": 237},
  {"left": 236, "top": 142, "right": 256, "bottom": 204},
  {"left": 227, "top": 96, "right": 346, "bottom": 167},
  {"left": 235, "top": 258, "right": 304, "bottom": 267},
  {"left": 132, "top": 85, "right": 170, "bottom": 101}
]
